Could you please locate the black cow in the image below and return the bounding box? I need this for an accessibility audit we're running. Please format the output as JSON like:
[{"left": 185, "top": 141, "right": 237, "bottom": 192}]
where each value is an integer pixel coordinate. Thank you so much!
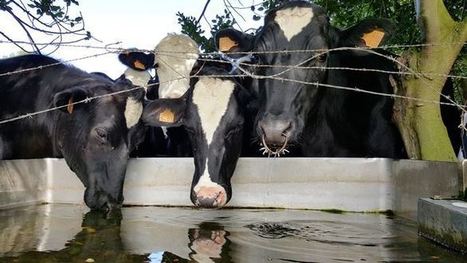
[
  {"left": 219, "top": 1, "right": 406, "bottom": 157},
  {"left": 0, "top": 54, "right": 146, "bottom": 210}
]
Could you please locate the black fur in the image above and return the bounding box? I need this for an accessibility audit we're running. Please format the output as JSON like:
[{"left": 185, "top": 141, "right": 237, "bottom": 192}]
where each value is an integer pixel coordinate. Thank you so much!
[{"left": 0, "top": 54, "right": 146, "bottom": 210}]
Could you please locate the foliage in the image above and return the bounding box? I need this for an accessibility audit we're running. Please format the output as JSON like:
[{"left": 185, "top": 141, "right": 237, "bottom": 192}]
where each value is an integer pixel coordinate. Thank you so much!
[
  {"left": 178, "top": 0, "right": 466, "bottom": 101},
  {"left": 176, "top": 9, "right": 236, "bottom": 52},
  {"left": 0, "top": 0, "right": 91, "bottom": 54}
]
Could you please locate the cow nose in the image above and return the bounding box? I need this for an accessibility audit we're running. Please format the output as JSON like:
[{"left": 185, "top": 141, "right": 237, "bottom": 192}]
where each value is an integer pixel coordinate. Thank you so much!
[
  {"left": 193, "top": 185, "right": 227, "bottom": 208},
  {"left": 259, "top": 119, "right": 293, "bottom": 145},
  {"left": 85, "top": 189, "right": 122, "bottom": 211}
]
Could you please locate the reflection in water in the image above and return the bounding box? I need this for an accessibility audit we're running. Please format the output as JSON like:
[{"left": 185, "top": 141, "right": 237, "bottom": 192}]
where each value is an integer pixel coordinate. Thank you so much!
[
  {"left": 0, "top": 205, "right": 466, "bottom": 263},
  {"left": 188, "top": 222, "right": 231, "bottom": 263},
  {"left": 148, "top": 222, "right": 231, "bottom": 263},
  {"left": 0, "top": 210, "right": 146, "bottom": 263}
]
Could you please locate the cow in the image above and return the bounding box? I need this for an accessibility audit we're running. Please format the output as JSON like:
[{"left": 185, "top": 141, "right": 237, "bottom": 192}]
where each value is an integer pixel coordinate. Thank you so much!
[
  {"left": 217, "top": 1, "right": 406, "bottom": 158},
  {"left": 119, "top": 34, "right": 257, "bottom": 207},
  {"left": 118, "top": 34, "right": 199, "bottom": 157},
  {"left": 141, "top": 64, "right": 255, "bottom": 208},
  {"left": 0, "top": 54, "right": 146, "bottom": 211}
]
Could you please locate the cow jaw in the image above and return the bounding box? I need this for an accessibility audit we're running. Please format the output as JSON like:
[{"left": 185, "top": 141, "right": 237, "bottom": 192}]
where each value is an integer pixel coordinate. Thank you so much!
[
  {"left": 124, "top": 97, "right": 143, "bottom": 128},
  {"left": 274, "top": 7, "right": 314, "bottom": 41}
]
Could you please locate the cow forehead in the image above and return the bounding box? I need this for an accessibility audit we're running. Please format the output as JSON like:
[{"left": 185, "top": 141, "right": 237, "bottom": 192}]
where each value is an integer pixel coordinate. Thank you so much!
[
  {"left": 192, "top": 77, "right": 235, "bottom": 146},
  {"left": 155, "top": 34, "right": 199, "bottom": 99},
  {"left": 274, "top": 6, "right": 314, "bottom": 41}
]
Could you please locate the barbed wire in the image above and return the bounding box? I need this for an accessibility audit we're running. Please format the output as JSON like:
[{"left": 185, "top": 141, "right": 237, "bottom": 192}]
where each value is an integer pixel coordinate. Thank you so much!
[
  {"left": 0, "top": 51, "right": 115, "bottom": 77},
  {"left": 0, "top": 70, "right": 465, "bottom": 126},
  {"left": 1, "top": 39, "right": 465, "bottom": 55},
  {"left": 0, "top": 43, "right": 466, "bottom": 125}
]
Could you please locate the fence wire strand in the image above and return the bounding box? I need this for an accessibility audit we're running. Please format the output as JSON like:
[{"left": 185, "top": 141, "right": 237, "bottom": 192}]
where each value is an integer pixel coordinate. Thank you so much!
[{"left": 0, "top": 41, "right": 466, "bottom": 125}]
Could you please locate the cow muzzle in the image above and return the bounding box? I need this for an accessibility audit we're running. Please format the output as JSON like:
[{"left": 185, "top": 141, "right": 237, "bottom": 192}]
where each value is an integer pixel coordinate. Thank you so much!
[
  {"left": 84, "top": 188, "right": 122, "bottom": 212},
  {"left": 258, "top": 118, "right": 293, "bottom": 157},
  {"left": 192, "top": 185, "right": 228, "bottom": 208}
]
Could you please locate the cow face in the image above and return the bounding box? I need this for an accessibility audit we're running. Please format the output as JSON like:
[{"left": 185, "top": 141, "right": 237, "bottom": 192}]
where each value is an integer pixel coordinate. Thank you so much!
[
  {"left": 219, "top": 1, "right": 394, "bottom": 156},
  {"left": 142, "top": 68, "right": 252, "bottom": 208},
  {"left": 118, "top": 34, "right": 199, "bottom": 100},
  {"left": 53, "top": 78, "right": 145, "bottom": 211}
]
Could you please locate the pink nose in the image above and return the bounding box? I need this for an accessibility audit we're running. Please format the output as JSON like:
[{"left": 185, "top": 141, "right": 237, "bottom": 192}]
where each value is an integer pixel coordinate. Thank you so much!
[{"left": 194, "top": 186, "right": 227, "bottom": 208}]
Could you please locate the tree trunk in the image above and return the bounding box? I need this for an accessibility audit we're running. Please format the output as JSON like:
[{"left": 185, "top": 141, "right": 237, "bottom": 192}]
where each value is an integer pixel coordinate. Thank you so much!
[{"left": 396, "top": 0, "right": 467, "bottom": 161}]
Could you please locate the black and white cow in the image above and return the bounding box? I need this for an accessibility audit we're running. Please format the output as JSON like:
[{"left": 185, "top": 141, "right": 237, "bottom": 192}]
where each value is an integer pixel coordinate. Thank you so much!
[
  {"left": 118, "top": 34, "right": 200, "bottom": 157},
  {"left": 141, "top": 64, "right": 255, "bottom": 208},
  {"left": 218, "top": 1, "right": 406, "bottom": 157},
  {"left": 120, "top": 34, "right": 257, "bottom": 207},
  {"left": 0, "top": 54, "right": 146, "bottom": 210}
]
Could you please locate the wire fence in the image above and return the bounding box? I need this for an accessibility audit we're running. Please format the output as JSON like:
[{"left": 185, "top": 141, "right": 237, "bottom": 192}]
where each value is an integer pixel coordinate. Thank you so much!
[{"left": 0, "top": 40, "right": 466, "bottom": 126}]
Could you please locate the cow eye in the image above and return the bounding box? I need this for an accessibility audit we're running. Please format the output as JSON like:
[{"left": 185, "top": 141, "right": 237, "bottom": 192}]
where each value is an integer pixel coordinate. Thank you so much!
[
  {"left": 317, "top": 53, "right": 327, "bottom": 63},
  {"left": 250, "top": 54, "right": 260, "bottom": 64},
  {"left": 93, "top": 127, "right": 108, "bottom": 145}
]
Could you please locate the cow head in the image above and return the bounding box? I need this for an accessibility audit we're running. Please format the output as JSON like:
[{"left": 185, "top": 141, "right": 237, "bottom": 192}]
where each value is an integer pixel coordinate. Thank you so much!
[
  {"left": 53, "top": 77, "right": 145, "bottom": 211},
  {"left": 219, "top": 1, "right": 394, "bottom": 156},
  {"left": 142, "top": 66, "right": 254, "bottom": 208},
  {"left": 118, "top": 34, "right": 199, "bottom": 100}
]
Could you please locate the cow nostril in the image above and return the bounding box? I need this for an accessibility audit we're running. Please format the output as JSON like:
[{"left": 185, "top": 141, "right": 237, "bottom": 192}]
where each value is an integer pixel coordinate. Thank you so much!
[{"left": 282, "top": 122, "right": 293, "bottom": 137}]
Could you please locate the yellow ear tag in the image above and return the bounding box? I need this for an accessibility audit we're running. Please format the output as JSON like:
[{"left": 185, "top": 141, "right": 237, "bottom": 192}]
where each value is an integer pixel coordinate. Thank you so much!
[
  {"left": 219, "top": 36, "right": 238, "bottom": 52},
  {"left": 362, "top": 29, "right": 385, "bottom": 48},
  {"left": 133, "top": 60, "right": 146, "bottom": 70},
  {"left": 67, "top": 98, "right": 74, "bottom": 114},
  {"left": 159, "top": 108, "right": 175, "bottom": 123}
]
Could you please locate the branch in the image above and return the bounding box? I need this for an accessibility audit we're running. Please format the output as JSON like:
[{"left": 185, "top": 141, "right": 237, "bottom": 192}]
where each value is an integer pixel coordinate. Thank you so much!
[
  {"left": 5, "top": 8, "right": 41, "bottom": 53},
  {"left": 0, "top": 31, "right": 29, "bottom": 53},
  {"left": 196, "top": 0, "right": 211, "bottom": 27},
  {"left": 419, "top": 0, "right": 466, "bottom": 44}
]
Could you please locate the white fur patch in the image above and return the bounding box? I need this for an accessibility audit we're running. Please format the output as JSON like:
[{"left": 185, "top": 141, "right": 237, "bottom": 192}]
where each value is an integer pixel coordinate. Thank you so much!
[
  {"left": 124, "top": 97, "right": 143, "bottom": 128},
  {"left": 193, "top": 160, "right": 223, "bottom": 193},
  {"left": 123, "top": 68, "right": 152, "bottom": 88},
  {"left": 274, "top": 7, "right": 314, "bottom": 41},
  {"left": 155, "top": 34, "right": 199, "bottom": 99},
  {"left": 192, "top": 78, "right": 235, "bottom": 146}
]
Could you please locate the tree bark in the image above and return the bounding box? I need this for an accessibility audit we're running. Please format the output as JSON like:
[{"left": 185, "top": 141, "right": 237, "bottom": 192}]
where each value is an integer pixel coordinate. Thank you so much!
[{"left": 396, "top": 0, "right": 467, "bottom": 161}]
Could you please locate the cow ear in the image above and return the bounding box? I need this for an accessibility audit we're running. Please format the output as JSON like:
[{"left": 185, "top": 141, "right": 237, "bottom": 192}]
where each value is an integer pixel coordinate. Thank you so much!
[
  {"left": 53, "top": 88, "right": 88, "bottom": 114},
  {"left": 215, "top": 28, "right": 255, "bottom": 53},
  {"left": 340, "top": 19, "right": 394, "bottom": 48},
  {"left": 118, "top": 50, "right": 155, "bottom": 71},
  {"left": 142, "top": 96, "right": 187, "bottom": 127}
]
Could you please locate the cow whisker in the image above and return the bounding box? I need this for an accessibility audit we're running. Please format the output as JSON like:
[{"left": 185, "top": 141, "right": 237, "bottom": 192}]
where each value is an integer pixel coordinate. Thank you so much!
[{"left": 260, "top": 135, "right": 289, "bottom": 157}]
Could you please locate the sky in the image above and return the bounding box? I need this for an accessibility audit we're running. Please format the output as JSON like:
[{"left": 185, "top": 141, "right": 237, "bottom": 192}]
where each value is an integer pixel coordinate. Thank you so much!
[{"left": 0, "top": 0, "right": 262, "bottom": 79}]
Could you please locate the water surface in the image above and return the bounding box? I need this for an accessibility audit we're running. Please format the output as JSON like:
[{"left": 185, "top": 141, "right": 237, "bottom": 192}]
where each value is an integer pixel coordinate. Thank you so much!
[{"left": 0, "top": 204, "right": 464, "bottom": 262}]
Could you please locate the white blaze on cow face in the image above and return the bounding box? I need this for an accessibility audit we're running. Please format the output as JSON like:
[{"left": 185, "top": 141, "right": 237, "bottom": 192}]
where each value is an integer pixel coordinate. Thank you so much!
[
  {"left": 124, "top": 97, "right": 143, "bottom": 128},
  {"left": 155, "top": 34, "right": 199, "bottom": 99},
  {"left": 274, "top": 7, "right": 314, "bottom": 41},
  {"left": 191, "top": 78, "right": 235, "bottom": 196},
  {"left": 192, "top": 78, "right": 235, "bottom": 145}
]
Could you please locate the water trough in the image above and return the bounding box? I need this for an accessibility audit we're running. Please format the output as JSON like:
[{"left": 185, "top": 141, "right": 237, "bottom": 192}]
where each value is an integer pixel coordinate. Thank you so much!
[{"left": 0, "top": 158, "right": 462, "bottom": 219}]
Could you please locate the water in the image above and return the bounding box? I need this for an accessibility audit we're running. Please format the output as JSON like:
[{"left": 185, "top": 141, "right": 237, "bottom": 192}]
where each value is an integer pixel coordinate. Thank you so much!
[{"left": 0, "top": 204, "right": 464, "bottom": 262}]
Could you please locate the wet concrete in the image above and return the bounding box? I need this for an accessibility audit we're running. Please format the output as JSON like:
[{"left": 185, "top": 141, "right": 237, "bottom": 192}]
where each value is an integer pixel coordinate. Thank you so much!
[{"left": 0, "top": 204, "right": 465, "bottom": 262}]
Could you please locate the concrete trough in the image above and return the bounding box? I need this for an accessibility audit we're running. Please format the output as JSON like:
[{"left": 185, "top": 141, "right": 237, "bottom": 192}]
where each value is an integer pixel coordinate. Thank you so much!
[
  {"left": 0, "top": 158, "right": 462, "bottom": 218},
  {"left": 418, "top": 198, "right": 467, "bottom": 254}
]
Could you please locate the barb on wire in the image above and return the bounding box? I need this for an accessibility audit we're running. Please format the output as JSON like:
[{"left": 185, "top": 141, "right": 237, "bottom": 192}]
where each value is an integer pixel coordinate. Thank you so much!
[
  {"left": 1, "top": 39, "right": 465, "bottom": 55},
  {"left": 0, "top": 40, "right": 465, "bottom": 125}
]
